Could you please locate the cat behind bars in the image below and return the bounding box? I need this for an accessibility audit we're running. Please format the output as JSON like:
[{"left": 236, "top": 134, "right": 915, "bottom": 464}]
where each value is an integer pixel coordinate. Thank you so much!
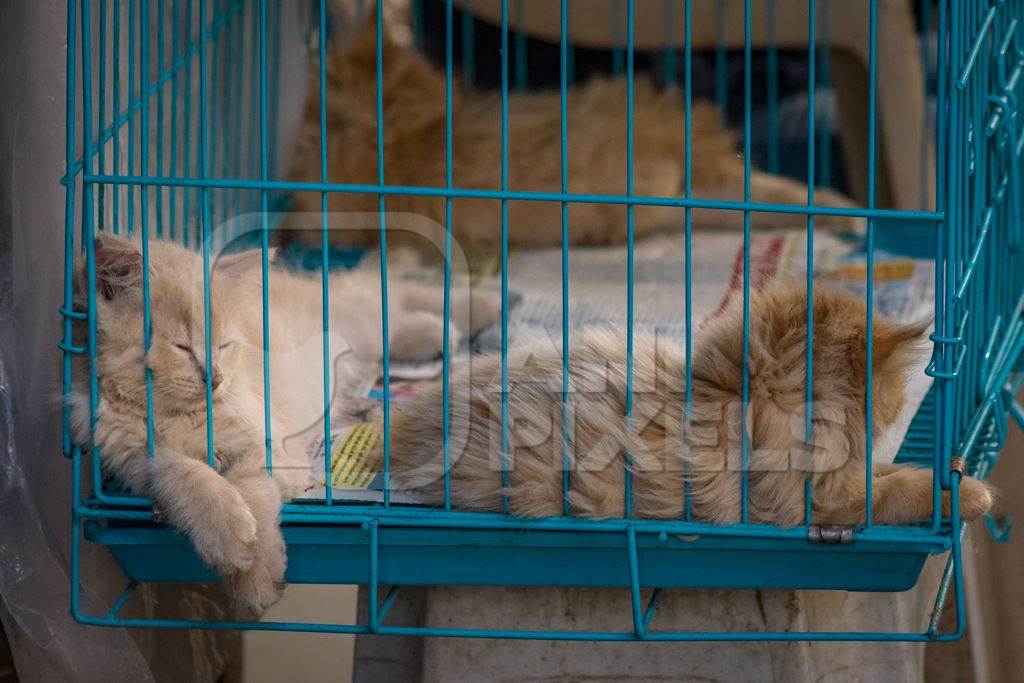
[
  {"left": 67, "top": 235, "right": 495, "bottom": 615},
  {"left": 288, "top": 13, "right": 862, "bottom": 255},
  {"left": 384, "top": 284, "right": 994, "bottom": 525}
]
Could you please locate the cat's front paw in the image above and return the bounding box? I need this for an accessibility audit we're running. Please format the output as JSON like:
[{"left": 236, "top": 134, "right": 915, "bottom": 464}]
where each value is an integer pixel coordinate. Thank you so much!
[
  {"left": 192, "top": 501, "right": 259, "bottom": 575},
  {"left": 228, "top": 564, "right": 284, "bottom": 618}
]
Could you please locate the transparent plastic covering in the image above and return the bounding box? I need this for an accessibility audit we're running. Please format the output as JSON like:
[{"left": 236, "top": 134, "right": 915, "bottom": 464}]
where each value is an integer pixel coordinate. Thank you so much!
[{"left": 0, "top": 0, "right": 304, "bottom": 678}]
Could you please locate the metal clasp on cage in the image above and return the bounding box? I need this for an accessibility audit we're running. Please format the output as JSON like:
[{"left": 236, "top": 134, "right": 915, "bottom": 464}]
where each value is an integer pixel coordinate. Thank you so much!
[
  {"left": 58, "top": 306, "right": 90, "bottom": 355},
  {"left": 807, "top": 525, "right": 854, "bottom": 545},
  {"left": 926, "top": 311, "right": 970, "bottom": 380},
  {"left": 986, "top": 92, "right": 1018, "bottom": 138}
]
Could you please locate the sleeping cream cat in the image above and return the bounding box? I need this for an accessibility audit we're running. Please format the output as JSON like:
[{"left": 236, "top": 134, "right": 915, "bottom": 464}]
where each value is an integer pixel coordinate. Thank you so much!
[{"left": 67, "top": 234, "right": 495, "bottom": 615}]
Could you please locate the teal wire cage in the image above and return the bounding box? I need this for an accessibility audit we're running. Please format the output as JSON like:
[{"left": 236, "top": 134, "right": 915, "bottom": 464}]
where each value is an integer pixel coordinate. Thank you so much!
[{"left": 63, "top": 0, "right": 1024, "bottom": 640}]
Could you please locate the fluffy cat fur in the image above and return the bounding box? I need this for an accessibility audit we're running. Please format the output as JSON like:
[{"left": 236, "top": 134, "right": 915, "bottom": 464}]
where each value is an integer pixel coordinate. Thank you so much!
[
  {"left": 67, "top": 235, "right": 497, "bottom": 615},
  {"left": 287, "top": 15, "right": 862, "bottom": 255},
  {"left": 383, "top": 284, "right": 994, "bottom": 525}
]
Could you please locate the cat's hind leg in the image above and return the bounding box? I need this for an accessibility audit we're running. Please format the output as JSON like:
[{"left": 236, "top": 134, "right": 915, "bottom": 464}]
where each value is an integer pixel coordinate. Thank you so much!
[
  {"left": 396, "top": 282, "right": 502, "bottom": 338},
  {"left": 389, "top": 310, "right": 457, "bottom": 362},
  {"left": 694, "top": 166, "right": 864, "bottom": 232}
]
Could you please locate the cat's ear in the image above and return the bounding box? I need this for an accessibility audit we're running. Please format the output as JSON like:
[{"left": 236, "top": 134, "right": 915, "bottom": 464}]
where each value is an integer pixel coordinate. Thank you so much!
[
  {"left": 214, "top": 248, "right": 278, "bottom": 278},
  {"left": 873, "top": 320, "right": 930, "bottom": 373},
  {"left": 342, "top": 4, "right": 389, "bottom": 59},
  {"left": 80, "top": 235, "right": 143, "bottom": 301}
]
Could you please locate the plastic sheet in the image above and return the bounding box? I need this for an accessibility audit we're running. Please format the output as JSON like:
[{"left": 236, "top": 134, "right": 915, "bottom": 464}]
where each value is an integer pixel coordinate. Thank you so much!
[{"left": 0, "top": 2, "right": 240, "bottom": 679}]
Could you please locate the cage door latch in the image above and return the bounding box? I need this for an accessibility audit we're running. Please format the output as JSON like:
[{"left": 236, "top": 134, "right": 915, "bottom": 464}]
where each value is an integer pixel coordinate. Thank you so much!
[{"left": 807, "top": 525, "right": 855, "bottom": 545}]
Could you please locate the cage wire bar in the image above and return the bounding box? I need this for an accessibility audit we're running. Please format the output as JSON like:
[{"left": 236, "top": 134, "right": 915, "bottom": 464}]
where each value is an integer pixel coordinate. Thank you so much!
[{"left": 62, "top": 0, "right": 1024, "bottom": 640}]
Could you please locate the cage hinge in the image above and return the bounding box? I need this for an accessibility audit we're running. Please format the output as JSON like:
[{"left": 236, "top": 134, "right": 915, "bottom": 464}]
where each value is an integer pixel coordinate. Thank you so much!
[
  {"left": 807, "top": 525, "right": 855, "bottom": 545},
  {"left": 950, "top": 456, "right": 967, "bottom": 476}
]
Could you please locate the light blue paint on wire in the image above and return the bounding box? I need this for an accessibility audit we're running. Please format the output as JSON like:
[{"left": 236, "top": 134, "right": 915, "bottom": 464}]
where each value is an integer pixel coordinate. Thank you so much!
[
  {"left": 444, "top": 0, "right": 455, "bottom": 509},
  {"left": 500, "top": 0, "right": 511, "bottom": 515},
  {"left": 83, "top": 173, "right": 944, "bottom": 221},
  {"left": 766, "top": 0, "right": 779, "bottom": 174},
  {"left": 818, "top": 0, "right": 831, "bottom": 189},
  {"left": 64, "top": 3, "right": 245, "bottom": 205},
  {"left": 920, "top": 0, "right": 933, "bottom": 212},
  {"left": 77, "top": 0, "right": 144, "bottom": 505},
  {"left": 228, "top": 2, "right": 241, "bottom": 237},
  {"left": 376, "top": 6, "right": 392, "bottom": 507},
  {"left": 683, "top": 0, "right": 693, "bottom": 522},
  {"left": 182, "top": 0, "right": 193, "bottom": 248},
  {"left": 198, "top": 0, "right": 216, "bottom": 466},
  {"left": 156, "top": 0, "right": 165, "bottom": 237},
  {"left": 248, "top": 0, "right": 261, "bottom": 240},
  {"left": 112, "top": 0, "right": 121, "bottom": 234},
  {"left": 741, "top": 0, "right": 752, "bottom": 524},
  {"left": 140, "top": 0, "right": 155, "bottom": 459},
  {"left": 97, "top": 0, "right": 106, "bottom": 232},
  {"left": 219, "top": 2, "right": 232, "bottom": 232},
  {"left": 560, "top": 0, "right": 571, "bottom": 516},
  {"left": 269, "top": 0, "right": 283, "bottom": 180},
  {"left": 804, "top": 0, "right": 816, "bottom": 525},
  {"left": 80, "top": 0, "right": 103, "bottom": 505},
  {"left": 259, "top": 0, "right": 273, "bottom": 471},
  {"left": 865, "top": 0, "right": 879, "bottom": 527},
  {"left": 233, "top": 2, "right": 247, "bottom": 234},
  {"left": 941, "top": 0, "right": 957, "bottom": 494},
  {"left": 931, "top": 0, "right": 947, "bottom": 527},
  {"left": 318, "top": 0, "right": 333, "bottom": 504},
  {"left": 624, "top": 0, "right": 635, "bottom": 519},
  {"left": 626, "top": 528, "right": 644, "bottom": 637},
  {"left": 127, "top": 0, "right": 136, "bottom": 236},
  {"left": 210, "top": 0, "right": 220, "bottom": 236},
  {"left": 61, "top": 0, "right": 78, "bottom": 459},
  {"left": 83, "top": 495, "right": 959, "bottom": 544},
  {"left": 367, "top": 521, "right": 379, "bottom": 631},
  {"left": 169, "top": 0, "right": 180, "bottom": 241}
]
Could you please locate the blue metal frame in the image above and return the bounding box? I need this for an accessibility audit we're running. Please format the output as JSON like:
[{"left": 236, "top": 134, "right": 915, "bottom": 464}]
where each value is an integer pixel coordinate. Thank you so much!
[{"left": 61, "top": 0, "right": 1024, "bottom": 640}]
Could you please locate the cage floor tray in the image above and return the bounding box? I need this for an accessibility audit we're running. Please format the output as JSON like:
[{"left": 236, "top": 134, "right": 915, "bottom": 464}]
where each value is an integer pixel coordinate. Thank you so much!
[{"left": 84, "top": 521, "right": 942, "bottom": 592}]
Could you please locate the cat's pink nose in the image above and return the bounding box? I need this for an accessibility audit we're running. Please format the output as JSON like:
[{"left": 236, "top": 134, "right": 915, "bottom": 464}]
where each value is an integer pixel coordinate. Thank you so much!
[{"left": 207, "top": 371, "right": 223, "bottom": 392}]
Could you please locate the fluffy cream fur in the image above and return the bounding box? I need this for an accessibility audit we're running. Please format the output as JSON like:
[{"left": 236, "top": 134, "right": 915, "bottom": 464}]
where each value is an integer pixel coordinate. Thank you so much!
[
  {"left": 384, "top": 284, "right": 993, "bottom": 525},
  {"left": 67, "top": 235, "right": 496, "bottom": 615},
  {"left": 286, "top": 18, "right": 862, "bottom": 256}
]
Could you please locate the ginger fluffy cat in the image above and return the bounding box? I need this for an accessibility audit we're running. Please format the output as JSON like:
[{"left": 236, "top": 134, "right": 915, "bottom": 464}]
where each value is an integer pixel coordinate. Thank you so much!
[
  {"left": 67, "top": 235, "right": 496, "bottom": 615},
  {"left": 287, "top": 15, "right": 862, "bottom": 254},
  {"left": 383, "top": 284, "right": 994, "bottom": 525}
]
